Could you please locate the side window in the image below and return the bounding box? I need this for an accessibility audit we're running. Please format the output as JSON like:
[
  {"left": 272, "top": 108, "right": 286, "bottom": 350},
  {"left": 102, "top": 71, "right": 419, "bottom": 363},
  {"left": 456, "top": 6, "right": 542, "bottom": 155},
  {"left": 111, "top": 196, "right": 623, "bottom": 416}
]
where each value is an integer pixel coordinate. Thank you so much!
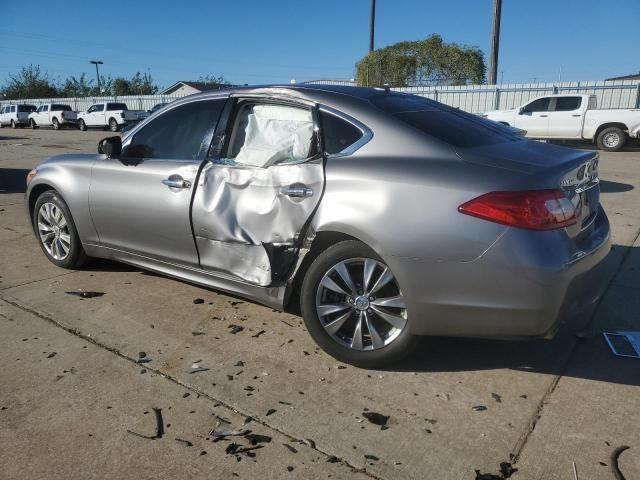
[
  {"left": 553, "top": 97, "right": 581, "bottom": 111},
  {"left": 36, "top": 106, "right": 43, "bottom": 113},
  {"left": 43, "top": 105, "right": 49, "bottom": 112},
  {"left": 11, "top": 106, "right": 16, "bottom": 113},
  {"left": 94, "top": 104, "right": 105, "bottom": 112},
  {"left": 87, "top": 105, "right": 96, "bottom": 113},
  {"left": 523, "top": 97, "right": 551, "bottom": 112},
  {"left": 220, "top": 103, "right": 314, "bottom": 167},
  {"left": 126, "top": 99, "right": 225, "bottom": 160},
  {"left": 319, "top": 110, "right": 364, "bottom": 155}
]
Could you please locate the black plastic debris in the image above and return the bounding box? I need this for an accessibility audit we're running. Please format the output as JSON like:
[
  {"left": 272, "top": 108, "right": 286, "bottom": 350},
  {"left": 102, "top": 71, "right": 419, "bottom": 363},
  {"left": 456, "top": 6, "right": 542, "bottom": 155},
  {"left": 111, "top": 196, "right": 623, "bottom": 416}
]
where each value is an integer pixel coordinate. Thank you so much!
[
  {"left": 499, "top": 462, "right": 517, "bottom": 478},
  {"left": 245, "top": 433, "right": 272, "bottom": 445},
  {"left": 138, "top": 352, "right": 147, "bottom": 359},
  {"left": 611, "top": 445, "right": 630, "bottom": 480},
  {"left": 189, "top": 365, "right": 210, "bottom": 374},
  {"left": 175, "top": 438, "right": 193, "bottom": 447},
  {"left": 364, "top": 454, "right": 379, "bottom": 461},
  {"left": 252, "top": 330, "right": 266, "bottom": 338},
  {"left": 193, "top": 298, "right": 205, "bottom": 304},
  {"left": 126, "top": 407, "right": 164, "bottom": 440},
  {"left": 65, "top": 291, "right": 105, "bottom": 299},
  {"left": 244, "top": 386, "right": 255, "bottom": 392},
  {"left": 474, "top": 471, "right": 501, "bottom": 480},
  {"left": 228, "top": 325, "right": 244, "bottom": 334},
  {"left": 47, "top": 352, "right": 57, "bottom": 359},
  {"left": 362, "top": 411, "right": 389, "bottom": 427},
  {"left": 200, "top": 450, "right": 207, "bottom": 456},
  {"left": 283, "top": 443, "right": 298, "bottom": 453},
  {"left": 287, "top": 466, "right": 294, "bottom": 472},
  {"left": 192, "top": 331, "right": 205, "bottom": 336},
  {"left": 326, "top": 455, "right": 340, "bottom": 463},
  {"left": 491, "top": 393, "right": 502, "bottom": 403},
  {"left": 234, "top": 361, "right": 245, "bottom": 367},
  {"left": 265, "top": 408, "right": 277, "bottom": 416},
  {"left": 472, "top": 405, "right": 488, "bottom": 411}
]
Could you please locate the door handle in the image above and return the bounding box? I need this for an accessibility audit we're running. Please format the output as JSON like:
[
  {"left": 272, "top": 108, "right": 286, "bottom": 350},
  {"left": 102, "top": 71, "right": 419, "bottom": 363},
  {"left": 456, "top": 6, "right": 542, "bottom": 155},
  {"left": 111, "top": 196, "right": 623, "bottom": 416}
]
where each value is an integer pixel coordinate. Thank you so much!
[
  {"left": 539, "top": 114, "right": 548, "bottom": 117},
  {"left": 161, "top": 177, "right": 191, "bottom": 189},
  {"left": 280, "top": 184, "right": 313, "bottom": 198},
  {"left": 572, "top": 114, "right": 582, "bottom": 117}
]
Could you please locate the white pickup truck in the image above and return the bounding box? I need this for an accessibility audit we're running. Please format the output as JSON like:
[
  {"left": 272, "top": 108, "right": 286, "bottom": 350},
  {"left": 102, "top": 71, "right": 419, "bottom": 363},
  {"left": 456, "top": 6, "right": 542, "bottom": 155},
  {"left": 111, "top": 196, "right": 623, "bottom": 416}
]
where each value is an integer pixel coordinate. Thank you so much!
[
  {"left": 77, "top": 102, "right": 146, "bottom": 132},
  {"left": 28, "top": 104, "right": 77, "bottom": 130},
  {"left": 483, "top": 94, "right": 640, "bottom": 151}
]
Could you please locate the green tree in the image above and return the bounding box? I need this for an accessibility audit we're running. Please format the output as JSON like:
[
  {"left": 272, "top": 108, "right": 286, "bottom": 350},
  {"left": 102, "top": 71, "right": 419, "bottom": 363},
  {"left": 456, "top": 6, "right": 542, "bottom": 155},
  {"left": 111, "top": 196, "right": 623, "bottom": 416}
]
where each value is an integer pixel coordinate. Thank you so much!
[
  {"left": 356, "top": 34, "right": 486, "bottom": 87},
  {"left": 2, "top": 64, "right": 59, "bottom": 99},
  {"left": 60, "top": 73, "right": 94, "bottom": 97},
  {"left": 112, "top": 77, "right": 131, "bottom": 96},
  {"left": 197, "top": 74, "right": 232, "bottom": 88}
]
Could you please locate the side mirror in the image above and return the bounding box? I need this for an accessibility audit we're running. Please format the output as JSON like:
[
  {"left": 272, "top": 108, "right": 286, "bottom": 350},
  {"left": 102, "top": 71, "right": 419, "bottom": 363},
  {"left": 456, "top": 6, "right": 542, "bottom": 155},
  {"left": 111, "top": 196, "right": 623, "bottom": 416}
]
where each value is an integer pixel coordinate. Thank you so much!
[
  {"left": 518, "top": 107, "right": 525, "bottom": 115},
  {"left": 98, "top": 136, "right": 122, "bottom": 159}
]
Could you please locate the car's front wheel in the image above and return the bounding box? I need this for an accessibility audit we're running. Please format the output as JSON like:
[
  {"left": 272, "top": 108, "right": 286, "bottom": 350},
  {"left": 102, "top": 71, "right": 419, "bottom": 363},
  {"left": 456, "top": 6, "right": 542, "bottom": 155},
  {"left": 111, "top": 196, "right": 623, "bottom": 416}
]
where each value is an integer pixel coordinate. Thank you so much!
[
  {"left": 78, "top": 119, "right": 87, "bottom": 131},
  {"left": 301, "top": 240, "right": 418, "bottom": 368},
  {"left": 30, "top": 119, "right": 37, "bottom": 129},
  {"left": 33, "top": 191, "right": 89, "bottom": 269},
  {"left": 597, "top": 126, "right": 627, "bottom": 152}
]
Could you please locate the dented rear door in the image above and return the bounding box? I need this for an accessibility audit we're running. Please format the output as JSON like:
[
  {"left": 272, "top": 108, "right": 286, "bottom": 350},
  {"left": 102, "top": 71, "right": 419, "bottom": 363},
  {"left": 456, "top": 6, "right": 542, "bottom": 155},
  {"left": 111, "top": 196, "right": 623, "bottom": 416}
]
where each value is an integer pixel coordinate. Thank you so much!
[{"left": 191, "top": 98, "right": 325, "bottom": 286}]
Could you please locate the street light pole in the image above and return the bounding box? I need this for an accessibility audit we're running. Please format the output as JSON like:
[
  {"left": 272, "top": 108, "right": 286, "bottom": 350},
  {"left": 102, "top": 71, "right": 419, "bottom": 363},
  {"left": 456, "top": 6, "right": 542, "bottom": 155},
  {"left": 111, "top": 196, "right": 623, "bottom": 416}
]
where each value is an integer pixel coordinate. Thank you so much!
[
  {"left": 90, "top": 60, "right": 104, "bottom": 93},
  {"left": 369, "top": 0, "right": 375, "bottom": 53},
  {"left": 488, "top": 0, "right": 502, "bottom": 85}
]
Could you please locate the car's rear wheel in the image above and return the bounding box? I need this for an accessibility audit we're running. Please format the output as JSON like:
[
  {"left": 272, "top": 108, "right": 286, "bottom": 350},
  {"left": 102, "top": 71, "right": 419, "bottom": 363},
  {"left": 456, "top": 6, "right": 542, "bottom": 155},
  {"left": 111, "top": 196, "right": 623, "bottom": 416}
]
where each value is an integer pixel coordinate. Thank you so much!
[
  {"left": 301, "top": 240, "right": 418, "bottom": 367},
  {"left": 108, "top": 118, "right": 119, "bottom": 132},
  {"left": 52, "top": 118, "right": 60, "bottom": 130},
  {"left": 33, "top": 191, "right": 89, "bottom": 269},
  {"left": 597, "top": 126, "right": 627, "bottom": 152},
  {"left": 30, "top": 119, "right": 37, "bottom": 129},
  {"left": 11, "top": 119, "right": 16, "bottom": 129},
  {"left": 78, "top": 119, "right": 87, "bottom": 131}
]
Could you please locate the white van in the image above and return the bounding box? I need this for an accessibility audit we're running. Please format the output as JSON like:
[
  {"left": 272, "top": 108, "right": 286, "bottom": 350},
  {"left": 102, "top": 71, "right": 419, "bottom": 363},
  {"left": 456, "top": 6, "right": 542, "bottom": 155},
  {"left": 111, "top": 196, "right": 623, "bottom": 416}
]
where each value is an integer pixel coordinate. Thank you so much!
[{"left": 0, "top": 104, "right": 37, "bottom": 128}]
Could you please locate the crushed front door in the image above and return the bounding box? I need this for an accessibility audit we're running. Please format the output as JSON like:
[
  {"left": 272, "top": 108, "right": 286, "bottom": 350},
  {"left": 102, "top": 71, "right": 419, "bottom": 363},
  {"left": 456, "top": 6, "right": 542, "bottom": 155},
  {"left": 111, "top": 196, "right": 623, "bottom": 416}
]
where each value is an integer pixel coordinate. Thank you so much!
[{"left": 191, "top": 99, "right": 325, "bottom": 286}]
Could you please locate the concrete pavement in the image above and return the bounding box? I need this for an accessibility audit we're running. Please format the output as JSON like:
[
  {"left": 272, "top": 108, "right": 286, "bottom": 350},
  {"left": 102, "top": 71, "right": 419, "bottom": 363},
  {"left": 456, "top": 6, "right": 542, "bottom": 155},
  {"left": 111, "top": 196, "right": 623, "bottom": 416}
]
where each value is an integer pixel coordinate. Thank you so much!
[{"left": 1, "top": 129, "right": 638, "bottom": 479}]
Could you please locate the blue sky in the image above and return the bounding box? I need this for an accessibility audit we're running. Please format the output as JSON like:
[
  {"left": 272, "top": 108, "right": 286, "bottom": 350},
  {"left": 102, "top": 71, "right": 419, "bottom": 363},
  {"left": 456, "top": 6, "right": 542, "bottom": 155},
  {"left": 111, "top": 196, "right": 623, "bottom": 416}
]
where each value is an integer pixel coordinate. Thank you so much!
[{"left": 0, "top": 0, "right": 638, "bottom": 89}]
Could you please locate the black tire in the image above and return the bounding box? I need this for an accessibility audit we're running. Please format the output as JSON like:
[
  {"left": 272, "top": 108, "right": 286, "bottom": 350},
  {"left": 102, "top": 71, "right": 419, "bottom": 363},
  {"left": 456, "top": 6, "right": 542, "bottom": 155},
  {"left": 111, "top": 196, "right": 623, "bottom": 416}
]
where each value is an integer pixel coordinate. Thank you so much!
[
  {"left": 30, "top": 119, "right": 37, "bottom": 129},
  {"left": 52, "top": 118, "right": 60, "bottom": 130},
  {"left": 78, "top": 119, "right": 87, "bottom": 131},
  {"left": 597, "top": 126, "right": 627, "bottom": 152},
  {"left": 33, "top": 190, "right": 89, "bottom": 269},
  {"left": 300, "top": 240, "right": 419, "bottom": 368},
  {"left": 108, "top": 117, "right": 119, "bottom": 132},
  {"left": 11, "top": 119, "right": 16, "bottom": 129}
]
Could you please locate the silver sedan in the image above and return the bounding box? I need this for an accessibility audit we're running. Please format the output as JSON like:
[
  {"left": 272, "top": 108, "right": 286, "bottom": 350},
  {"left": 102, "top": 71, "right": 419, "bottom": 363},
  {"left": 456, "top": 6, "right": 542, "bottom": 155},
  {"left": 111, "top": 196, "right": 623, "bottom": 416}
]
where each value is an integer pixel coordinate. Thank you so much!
[{"left": 25, "top": 85, "right": 611, "bottom": 367}]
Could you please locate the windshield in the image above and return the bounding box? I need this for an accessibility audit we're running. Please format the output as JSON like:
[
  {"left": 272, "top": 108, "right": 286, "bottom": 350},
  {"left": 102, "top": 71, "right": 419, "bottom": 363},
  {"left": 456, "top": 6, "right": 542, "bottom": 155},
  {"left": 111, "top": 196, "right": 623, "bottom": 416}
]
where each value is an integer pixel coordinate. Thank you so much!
[
  {"left": 51, "top": 104, "right": 72, "bottom": 111},
  {"left": 372, "top": 94, "right": 522, "bottom": 148}
]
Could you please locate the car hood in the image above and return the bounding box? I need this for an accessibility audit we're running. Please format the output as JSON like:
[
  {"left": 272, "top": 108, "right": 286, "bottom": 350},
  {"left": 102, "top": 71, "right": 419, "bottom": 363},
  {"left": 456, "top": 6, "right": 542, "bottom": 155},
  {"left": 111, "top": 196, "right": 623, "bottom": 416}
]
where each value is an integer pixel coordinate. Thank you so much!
[
  {"left": 456, "top": 139, "right": 596, "bottom": 175},
  {"left": 484, "top": 109, "right": 516, "bottom": 116}
]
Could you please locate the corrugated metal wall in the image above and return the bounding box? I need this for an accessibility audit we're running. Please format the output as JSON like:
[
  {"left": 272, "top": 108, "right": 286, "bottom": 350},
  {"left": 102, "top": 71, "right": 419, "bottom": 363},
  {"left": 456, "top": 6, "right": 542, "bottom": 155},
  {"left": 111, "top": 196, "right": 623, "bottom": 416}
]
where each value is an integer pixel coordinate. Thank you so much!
[{"left": 2, "top": 80, "right": 639, "bottom": 114}]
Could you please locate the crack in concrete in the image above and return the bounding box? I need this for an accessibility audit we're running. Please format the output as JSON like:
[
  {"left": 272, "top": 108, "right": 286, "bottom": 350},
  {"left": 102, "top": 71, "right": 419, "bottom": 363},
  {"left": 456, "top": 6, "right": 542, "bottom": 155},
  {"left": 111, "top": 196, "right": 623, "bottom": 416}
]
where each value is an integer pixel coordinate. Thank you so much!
[
  {"left": 508, "top": 225, "right": 640, "bottom": 465},
  {"left": 0, "top": 271, "right": 77, "bottom": 292},
  {"left": 0, "top": 294, "right": 384, "bottom": 480}
]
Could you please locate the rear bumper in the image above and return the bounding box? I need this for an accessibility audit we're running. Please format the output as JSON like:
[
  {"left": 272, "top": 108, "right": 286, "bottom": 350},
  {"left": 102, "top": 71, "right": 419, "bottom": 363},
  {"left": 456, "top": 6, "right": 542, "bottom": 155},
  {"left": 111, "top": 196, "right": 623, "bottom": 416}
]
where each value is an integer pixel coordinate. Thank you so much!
[{"left": 392, "top": 206, "right": 611, "bottom": 338}]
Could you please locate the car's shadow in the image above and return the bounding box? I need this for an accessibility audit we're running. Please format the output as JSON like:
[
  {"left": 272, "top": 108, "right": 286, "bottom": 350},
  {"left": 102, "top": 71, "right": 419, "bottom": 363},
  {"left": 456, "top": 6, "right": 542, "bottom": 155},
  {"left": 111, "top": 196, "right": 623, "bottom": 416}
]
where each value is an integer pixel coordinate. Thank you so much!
[
  {"left": 599, "top": 180, "right": 634, "bottom": 193},
  {"left": 0, "top": 168, "right": 31, "bottom": 194}
]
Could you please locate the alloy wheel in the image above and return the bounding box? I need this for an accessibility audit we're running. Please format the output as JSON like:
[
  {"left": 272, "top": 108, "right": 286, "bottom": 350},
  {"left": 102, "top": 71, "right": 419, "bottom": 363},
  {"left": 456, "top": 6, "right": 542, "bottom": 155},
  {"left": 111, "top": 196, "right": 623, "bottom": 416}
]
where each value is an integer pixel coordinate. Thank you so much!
[
  {"left": 603, "top": 132, "right": 620, "bottom": 148},
  {"left": 37, "top": 202, "right": 71, "bottom": 260},
  {"left": 315, "top": 257, "right": 407, "bottom": 351}
]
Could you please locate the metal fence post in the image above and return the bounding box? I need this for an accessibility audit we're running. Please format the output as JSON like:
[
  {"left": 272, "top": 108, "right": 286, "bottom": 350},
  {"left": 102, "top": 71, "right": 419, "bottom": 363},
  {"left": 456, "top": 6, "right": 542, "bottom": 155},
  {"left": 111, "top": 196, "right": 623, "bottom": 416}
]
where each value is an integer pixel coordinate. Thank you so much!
[
  {"left": 494, "top": 87, "right": 500, "bottom": 110},
  {"left": 434, "top": 88, "right": 438, "bottom": 102}
]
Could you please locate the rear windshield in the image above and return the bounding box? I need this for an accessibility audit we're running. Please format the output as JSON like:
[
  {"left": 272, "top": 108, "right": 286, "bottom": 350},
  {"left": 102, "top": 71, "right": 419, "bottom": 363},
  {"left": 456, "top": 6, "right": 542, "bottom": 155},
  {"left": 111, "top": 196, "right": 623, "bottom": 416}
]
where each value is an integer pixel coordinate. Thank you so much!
[
  {"left": 371, "top": 94, "right": 521, "bottom": 148},
  {"left": 18, "top": 105, "right": 36, "bottom": 112},
  {"left": 51, "top": 104, "right": 72, "bottom": 111},
  {"left": 107, "top": 103, "right": 128, "bottom": 111}
]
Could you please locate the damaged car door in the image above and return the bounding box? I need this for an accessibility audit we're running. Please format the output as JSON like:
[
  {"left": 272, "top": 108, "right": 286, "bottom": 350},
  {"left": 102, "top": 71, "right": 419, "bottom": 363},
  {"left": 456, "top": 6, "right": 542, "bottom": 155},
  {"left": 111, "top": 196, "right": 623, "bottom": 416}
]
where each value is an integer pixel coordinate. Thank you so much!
[
  {"left": 191, "top": 99, "right": 325, "bottom": 286},
  {"left": 89, "top": 98, "right": 227, "bottom": 265}
]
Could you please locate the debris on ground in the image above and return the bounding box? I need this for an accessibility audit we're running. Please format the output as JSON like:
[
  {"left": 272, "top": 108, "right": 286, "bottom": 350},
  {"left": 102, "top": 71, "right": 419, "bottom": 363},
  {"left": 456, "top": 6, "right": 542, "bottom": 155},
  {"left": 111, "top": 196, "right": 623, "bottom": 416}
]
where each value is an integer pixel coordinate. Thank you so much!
[
  {"left": 193, "top": 298, "right": 205, "bottom": 304},
  {"left": 362, "top": 411, "right": 389, "bottom": 429},
  {"left": 191, "top": 331, "right": 205, "bottom": 336},
  {"left": 175, "top": 438, "right": 193, "bottom": 447},
  {"left": 326, "top": 455, "right": 340, "bottom": 463},
  {"left": 65, "top": 291, "right": 105, "bottom": 299},
  {"left": 491, "top": 393, "right": 502, "bottom": 403},
  {"left": 188, "top": 363, "right": 210, "bottom": 374},
  {"left": 472, "top": 405, "right": 488, "bottom": 411},
  {"left": 126, "top": 407, "right": 164, "bottom": 440},
  {"left": 46, "top": 352, "right": 57, "bottom": 359},
  {"left": 611, "top": 445, "right": 630, "bottom": 480},
  {"left": 228, "top": 325, "right": 244, "bottom": 334},
  {"left": 364, "top": 454, "right": 379, "bottom": 461},
  {"left": 265, "top": 408, "right": 277, "bottom": 416},
  {"left": 234, "top": 361, "right": 245, "bottom": 367},
  {"left": 500, "top": 462, "right": 517, "bottom": 478},
  {"left": 283, "top": 443, "right": 298, "bottom": 453},
  {"left": 252, "top": 330, "right": 266, "bottom": 338},
  {"left": 136, "top": 352, "right": 151, "bottom": 364}
]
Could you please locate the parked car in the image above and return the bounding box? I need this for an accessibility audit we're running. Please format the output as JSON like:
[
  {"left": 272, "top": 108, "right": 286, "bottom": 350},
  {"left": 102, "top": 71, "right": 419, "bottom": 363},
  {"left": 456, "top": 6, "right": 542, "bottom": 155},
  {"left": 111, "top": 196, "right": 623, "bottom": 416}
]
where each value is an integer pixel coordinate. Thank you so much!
[
  {"left": 25, "top": 85, "right": 611, "bottom": 367},
  {"left": 483, "top": 94, "right": 640, "bottom": 152},
  {"left": 121, "top": 102, "right": 171, "bottom": 133},
  {"left": 76, "top": 102, "right": 145, "bottom": 132},
  {"left": 0, "top": 104, "right": 37, "bottom": 128},
  {"left": 28, "top": 104, "right": 77, "bottom": 130}
]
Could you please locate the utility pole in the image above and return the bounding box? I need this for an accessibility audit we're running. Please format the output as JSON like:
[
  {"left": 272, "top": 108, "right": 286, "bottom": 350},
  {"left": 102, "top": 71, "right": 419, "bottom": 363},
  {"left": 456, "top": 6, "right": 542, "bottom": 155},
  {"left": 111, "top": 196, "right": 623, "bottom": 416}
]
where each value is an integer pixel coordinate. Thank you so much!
[
  {"left": 488, "top": 0, "right": 502, "bottom": 85},
  {"left": 369, "top": 0, "right": 376, "bottom": 53},
  {"left": 90, "top": 60, "right": 104, "bottom": 93}
]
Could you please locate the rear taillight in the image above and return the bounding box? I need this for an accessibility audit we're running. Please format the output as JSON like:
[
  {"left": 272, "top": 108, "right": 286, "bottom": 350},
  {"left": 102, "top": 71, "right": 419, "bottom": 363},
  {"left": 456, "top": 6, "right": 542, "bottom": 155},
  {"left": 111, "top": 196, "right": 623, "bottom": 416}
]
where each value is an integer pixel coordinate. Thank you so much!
[
  {"left": 60, "top": 111, "right": 65, "bottom": 119},
  {"left": 458, "top": 190, "right": 577, "bottom": 230}
]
